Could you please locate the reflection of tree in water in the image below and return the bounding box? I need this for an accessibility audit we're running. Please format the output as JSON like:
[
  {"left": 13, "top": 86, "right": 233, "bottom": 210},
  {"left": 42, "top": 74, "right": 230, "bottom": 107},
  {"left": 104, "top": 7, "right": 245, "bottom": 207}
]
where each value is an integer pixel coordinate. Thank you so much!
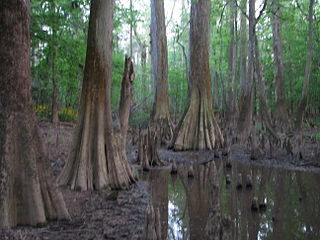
[
  {"left": 168, "top": 174, "right": 189, "bottom": 239},
  {"left": 180, "top": 162, "right": 232, "bottom": 240},
  {"left": 144, "top": 170, "right": 169, "bottom": 240},
  {"left": 294, "top": 172, "right": 320, "bottom": 239}
]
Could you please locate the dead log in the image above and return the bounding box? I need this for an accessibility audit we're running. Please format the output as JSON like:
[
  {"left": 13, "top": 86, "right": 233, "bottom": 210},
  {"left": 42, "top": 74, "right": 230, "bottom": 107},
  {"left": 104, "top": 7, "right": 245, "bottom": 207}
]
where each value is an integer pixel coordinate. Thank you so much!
[{"left": 118, "top": 55, "right": 135, "bottom": 149}]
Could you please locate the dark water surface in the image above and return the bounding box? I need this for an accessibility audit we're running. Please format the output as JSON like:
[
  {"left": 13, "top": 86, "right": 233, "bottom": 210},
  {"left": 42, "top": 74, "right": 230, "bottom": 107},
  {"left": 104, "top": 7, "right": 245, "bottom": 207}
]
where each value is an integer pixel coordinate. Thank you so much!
[{"left": 142, "top": 160, "right": 320, "bottom": 240}]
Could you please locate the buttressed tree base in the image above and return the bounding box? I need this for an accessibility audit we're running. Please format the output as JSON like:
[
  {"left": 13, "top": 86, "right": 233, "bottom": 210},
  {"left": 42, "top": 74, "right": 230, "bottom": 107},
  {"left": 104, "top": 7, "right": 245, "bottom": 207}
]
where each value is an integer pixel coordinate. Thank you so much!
[
  {"left": 0, "top": 0, "right": 69, "bottom": 228},
  {"left": 57, "top": 0, "right": 135, "bottom": 191},
  {"left": 171, "top": 0, "right": 223, "bottom": 151}
]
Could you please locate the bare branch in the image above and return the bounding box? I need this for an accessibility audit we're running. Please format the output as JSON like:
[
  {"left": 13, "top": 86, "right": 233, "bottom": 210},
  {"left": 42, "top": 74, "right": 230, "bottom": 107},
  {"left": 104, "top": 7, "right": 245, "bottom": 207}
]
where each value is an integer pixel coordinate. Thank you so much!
[
  {"left": 295, "top": 0, "right": 308, "bottom": 19},
  {"left": 256, "top": 0, "right": 268, "bottom": 24},
  {"left": 234, "top": 0, "right": 249, "bottom": 20},
  {"left": 218, "top": 1, "right": 230, "bottom": 26}
]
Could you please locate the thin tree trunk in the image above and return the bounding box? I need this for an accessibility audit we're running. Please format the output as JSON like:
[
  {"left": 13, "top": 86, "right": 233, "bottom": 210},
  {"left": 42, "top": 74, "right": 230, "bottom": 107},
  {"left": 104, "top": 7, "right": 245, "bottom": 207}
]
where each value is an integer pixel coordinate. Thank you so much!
[
  {"left": 51, "top": 47, "right": 59, "bottom": 125},
  {"left": 51, "top": 2, "right": 59, "bottom": 125},
  {"left": 176, "top": 36, "right": 188, "bottom": 88},
  {"left": 141, "top": 43, "right": 148, "bottom": 108},
  {"left": 254, "top": 34, "right": 279, "bottom": 139},
  {"left": 237, "top": 0, "right": 255, "bottom": 142},
  {"left": 150, "top": 0, "right": 173, "bottom": 144},
  {"left": 272, "top": 0, "right": 288, "bottom": 126},
  {"left": 132, "top": 26, "right": 148, "bottom": 108},
  {"left": 295, "top": 0, "right": 315, "bottom": 131},
  {"left": 0, "top": 0, "right": 69, "bottom": 227},
  {"left": 130, "top": 0, "right": 133, "bottom": 57},
  {"left": 226, "top": 0, "right": 238, "bottom": 125},
  {"left": 119, "top": 56, "right": 135, "bottom": 149},
  {"left": 171, "top": 0, "right": 223, "bottom": 151},
  {"left": 239, "top": 0, "right": 247, "bottom": 95},
  {"left": 57, "top": 0, "right": 135, "bottom": 191}
]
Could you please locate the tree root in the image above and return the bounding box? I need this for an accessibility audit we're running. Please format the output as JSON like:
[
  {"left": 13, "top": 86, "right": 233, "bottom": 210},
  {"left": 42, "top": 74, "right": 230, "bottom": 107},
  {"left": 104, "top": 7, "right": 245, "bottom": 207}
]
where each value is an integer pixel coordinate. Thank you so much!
[
  {"left": 138, "top": 124, "right": 165, "bottom": 171},
  {"left": 171, "top": 96, "right": 223, "bottom": 151},
  {"left": 150, "top": 117, "right": 173, "bottom": 145}
]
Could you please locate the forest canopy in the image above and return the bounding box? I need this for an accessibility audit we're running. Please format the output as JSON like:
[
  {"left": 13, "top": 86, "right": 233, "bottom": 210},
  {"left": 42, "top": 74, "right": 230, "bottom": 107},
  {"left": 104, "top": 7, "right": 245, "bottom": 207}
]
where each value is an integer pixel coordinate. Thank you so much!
[{"left": 30, "top": 0, "right": 320, "bottom": 129}]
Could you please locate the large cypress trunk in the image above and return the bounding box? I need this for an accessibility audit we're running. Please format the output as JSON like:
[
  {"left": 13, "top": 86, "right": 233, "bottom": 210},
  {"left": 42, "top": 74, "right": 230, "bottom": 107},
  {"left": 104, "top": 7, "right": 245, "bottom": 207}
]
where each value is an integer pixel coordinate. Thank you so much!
[
  {"left": 0, "top": 0, "right": 69, "bottom": 227},
  {"left": 57, "top": 0, "right": 135, "bottom": 191},
  {"left": 237, "top": 0, "right": 255, "bottom": 142},
  {"left": 150, "top": 0, "right": 173, "bottom": 144},
  {"left": 171, "top": 0, "right": 223, "bottom": 151}
]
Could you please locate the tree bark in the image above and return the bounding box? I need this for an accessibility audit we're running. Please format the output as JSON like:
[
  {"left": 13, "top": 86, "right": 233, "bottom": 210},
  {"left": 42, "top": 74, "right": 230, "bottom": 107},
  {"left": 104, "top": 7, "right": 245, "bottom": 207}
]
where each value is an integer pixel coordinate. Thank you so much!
[
  {"left": 150, "top": 0, "right": 173, "bottom": 144},
  {"left": 138, "top": 123, "right": 164, "bottom": 170},
  {"left": 272, "top": 0, "right": 288, "bottom": 126},
  {"left": 0, "top": 0, "right": 69, "bottom": 227},
  {"left": 129, "top": 0, "right": 133, "bottom": 57},
  {"left": 295, "top": 0, "right": 315, "bottom": 131},
  {"left": 237, "top": 0, "right": 255, "bottom": 142},
  {"left": 57, "top": 0, "right": 135, "bottom": 191},
  {"left": 119, "top": 56, "right": 135, "bottom": 149},
  {"left": 254, "top": 34, "right": 279, "bottom": 139},
  {"left": 145, "top": 170, "right": 168, "bottom": 240},
  {"left": 239, "top": 0, "right": 247, "bottom": 106},
  {"left": 51, "top": 47, "right": 59, "bottom": 125},
  {"left": 50, "top": 1, "right": 59, "bottom": 125},
  {"left": 226, "top": 0, "right": 238, "bottom": 125},
  {"left": 171, "top": 0, "right": 223, "bottom": 151}
]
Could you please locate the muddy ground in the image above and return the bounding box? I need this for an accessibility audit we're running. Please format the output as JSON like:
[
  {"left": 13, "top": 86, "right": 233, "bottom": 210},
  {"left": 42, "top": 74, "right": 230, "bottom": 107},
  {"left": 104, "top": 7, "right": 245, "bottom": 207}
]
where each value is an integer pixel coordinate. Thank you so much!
[
  {"left": 1, "top": 122, "right": 319, "bottom": 239},
  {"left": 0, "top": 123, "right": 149, "bottom": 240}
]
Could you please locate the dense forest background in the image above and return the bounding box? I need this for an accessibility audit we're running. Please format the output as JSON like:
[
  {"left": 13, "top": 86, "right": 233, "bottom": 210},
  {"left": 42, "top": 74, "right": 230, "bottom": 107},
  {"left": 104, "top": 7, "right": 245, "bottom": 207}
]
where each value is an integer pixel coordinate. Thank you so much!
[
  {"left": 1, "top": 0, "right": 320, "bottom": 236},
  {"left": 31, "top": 0, "right": 320, "bottom": 128}
]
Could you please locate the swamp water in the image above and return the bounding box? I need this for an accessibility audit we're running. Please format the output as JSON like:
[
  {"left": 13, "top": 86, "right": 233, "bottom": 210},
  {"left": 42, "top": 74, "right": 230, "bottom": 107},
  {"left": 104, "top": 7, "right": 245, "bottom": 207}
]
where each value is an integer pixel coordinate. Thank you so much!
[{"left": 142, "top": 160, "right": 320, "bottom": 240}]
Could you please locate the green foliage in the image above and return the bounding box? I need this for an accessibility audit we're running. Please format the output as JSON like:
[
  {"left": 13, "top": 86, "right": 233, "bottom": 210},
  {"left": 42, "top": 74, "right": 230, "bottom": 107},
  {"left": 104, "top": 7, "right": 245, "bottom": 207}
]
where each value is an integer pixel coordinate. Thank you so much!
[
  {"left": 58, "top": 107, "right": 77, "bottom": 122},
  {"left": 168, "top": 66, "right": 188, "bottom": 116},
  {"left": 35, "top": 105, "right": 51, "bottom": 120},
  {"left": 29, "top": 0, "right": 320, "bottom": 126},
  {"left": 130, "top": 111, "right": 150, "bottom": 128},
  {"left": 111, "top": 53, "right": 125, "bottom": 110},
  {"left": 31, "top": 0, "right": 88, "bottom": 110}
]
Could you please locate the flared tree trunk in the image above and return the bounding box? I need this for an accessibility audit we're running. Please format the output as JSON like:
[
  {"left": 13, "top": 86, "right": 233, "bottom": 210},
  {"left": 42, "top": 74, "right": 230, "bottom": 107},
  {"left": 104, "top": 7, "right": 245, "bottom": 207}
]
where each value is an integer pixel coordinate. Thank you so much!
[
  {"left": 295, "top": 0, "right": 315, "bottom": 131},
  {"left": 57, "top": 0, "right": 135, "bottom": 191},
  {"left": 272, "top": 0, "right": 288, "bottom": 126},
  {"left": 237, "top": 0, "right": 255, "bottom": 142},
  {"left": 138, "top": 123, "right": 165, "bottom": 170},
  {"left": 171, "top": 0, "right": 223, "bottom": 151},
  {"left": 150, "top": 0, "right": 173, "bottom": 144},
  {"left": 0, "top": 0, "right": 69, "bottom": 227}
]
